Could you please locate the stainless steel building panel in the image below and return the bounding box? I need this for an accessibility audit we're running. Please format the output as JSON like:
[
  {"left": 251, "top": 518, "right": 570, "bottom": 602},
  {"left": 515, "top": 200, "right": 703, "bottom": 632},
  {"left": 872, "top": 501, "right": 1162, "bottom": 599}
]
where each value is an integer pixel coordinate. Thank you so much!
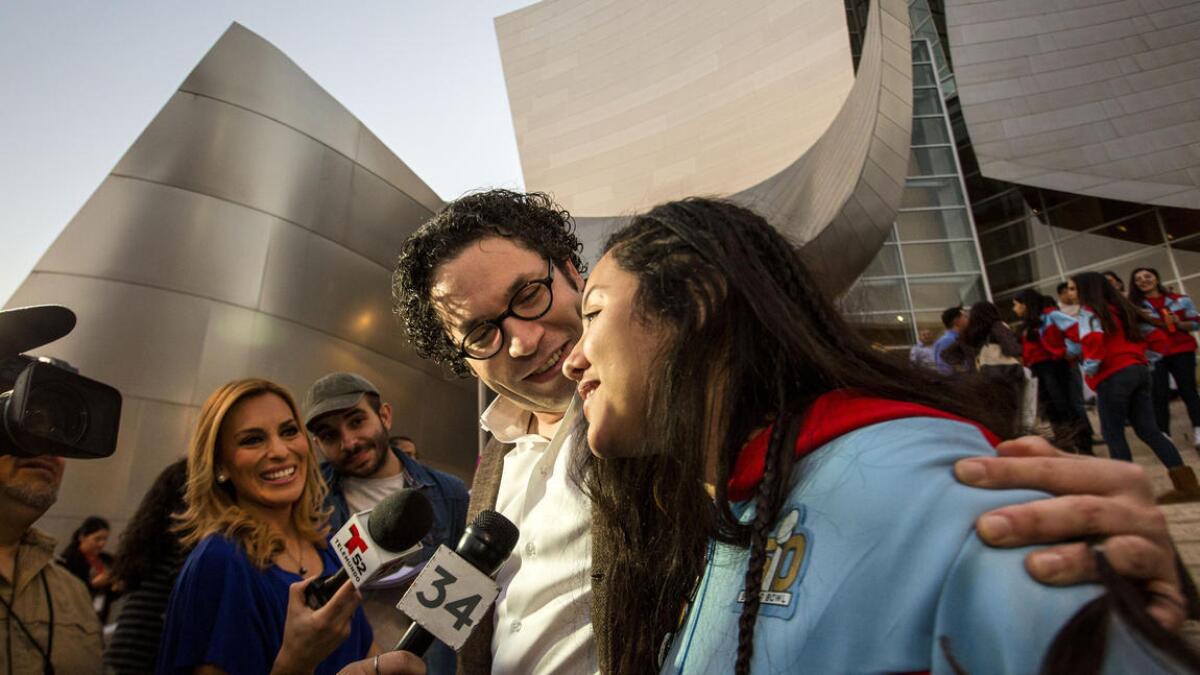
[
  {"left": 345, "top": 165, "right": 434, "bottom": 269},
  {"left": 8, "top": 273, "right": 211, "bottom": 405},
  {"left": 256, "top": 222, "right": 426, "bottom": 371},
  {"left": 115, "top": 94, "right": 354, "bottom": 243},
  {"left": 189, "top": 302, "right": 264, "bottom": 405},
  {"left": 180, "top": 24, "right": 362, "bottom": 160},
  {"left": 353, "top": 126, "right": 444, "bottom": 213},
  {"left": 410, "top": 375, "right": 483, "bottom": 482},
  {"left": 35, "top": 177, "right": 273, "bottom": 308},
  {"left": 574, "top": 215, "right": 622, "bottom": 267}
]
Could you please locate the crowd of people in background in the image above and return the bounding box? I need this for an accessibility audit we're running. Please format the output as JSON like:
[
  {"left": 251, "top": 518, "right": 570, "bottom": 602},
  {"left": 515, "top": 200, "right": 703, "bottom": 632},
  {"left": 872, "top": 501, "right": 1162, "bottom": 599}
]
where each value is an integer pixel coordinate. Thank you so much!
[{"left": 918, "top": 266, "right": 1200, "bottom": 503}]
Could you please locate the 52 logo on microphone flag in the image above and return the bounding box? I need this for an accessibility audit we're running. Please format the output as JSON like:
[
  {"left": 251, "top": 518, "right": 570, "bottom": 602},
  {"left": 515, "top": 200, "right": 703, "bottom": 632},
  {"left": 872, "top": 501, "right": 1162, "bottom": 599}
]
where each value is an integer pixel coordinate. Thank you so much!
[{"left": 397, "top": 544, "right": 501, "bottom": 650}]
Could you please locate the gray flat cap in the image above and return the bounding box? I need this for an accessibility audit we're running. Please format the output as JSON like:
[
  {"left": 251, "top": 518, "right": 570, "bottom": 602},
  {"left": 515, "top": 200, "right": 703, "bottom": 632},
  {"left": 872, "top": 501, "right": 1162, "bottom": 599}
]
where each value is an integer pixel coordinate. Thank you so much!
[{"left": 302, "top": 372, "right": 379, "bottom": 429}]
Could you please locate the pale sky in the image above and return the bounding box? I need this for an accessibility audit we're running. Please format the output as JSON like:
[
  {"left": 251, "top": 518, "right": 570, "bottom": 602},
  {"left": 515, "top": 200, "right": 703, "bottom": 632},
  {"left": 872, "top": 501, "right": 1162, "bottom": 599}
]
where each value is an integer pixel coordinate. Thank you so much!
[{"left": 0, "top": 1, "right": 536, "bottom": 305}]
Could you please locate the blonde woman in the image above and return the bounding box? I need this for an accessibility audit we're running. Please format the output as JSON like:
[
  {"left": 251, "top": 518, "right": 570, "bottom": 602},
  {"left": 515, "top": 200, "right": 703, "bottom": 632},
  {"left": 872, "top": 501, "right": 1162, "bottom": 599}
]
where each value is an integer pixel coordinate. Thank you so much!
[{"left": 156, "top": 379, "right": 376, "bottom": 675}]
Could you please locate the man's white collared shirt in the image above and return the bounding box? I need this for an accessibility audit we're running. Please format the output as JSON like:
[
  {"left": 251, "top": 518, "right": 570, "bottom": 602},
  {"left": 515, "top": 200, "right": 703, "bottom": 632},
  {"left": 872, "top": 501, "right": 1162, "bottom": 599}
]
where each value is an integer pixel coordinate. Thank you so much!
[{"left": 481, "top": 396, "right": 597, "bottom": 674}]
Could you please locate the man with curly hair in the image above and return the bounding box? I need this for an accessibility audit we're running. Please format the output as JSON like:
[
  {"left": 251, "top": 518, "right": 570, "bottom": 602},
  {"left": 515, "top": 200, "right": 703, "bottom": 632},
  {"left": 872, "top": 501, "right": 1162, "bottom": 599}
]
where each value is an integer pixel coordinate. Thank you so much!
[{"left": 392, "top": 189, "right": 1193, "bottom": 674}]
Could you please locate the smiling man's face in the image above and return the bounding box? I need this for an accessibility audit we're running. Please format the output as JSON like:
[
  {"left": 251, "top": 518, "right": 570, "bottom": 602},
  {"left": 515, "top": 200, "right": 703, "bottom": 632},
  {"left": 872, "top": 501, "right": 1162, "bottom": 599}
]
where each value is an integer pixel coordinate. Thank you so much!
[
  {"left": 431, "top": 236, "right": 584, "bottom": 418},
  {"left": 0, "top": 453, "right": 65, "bottom": 512}
]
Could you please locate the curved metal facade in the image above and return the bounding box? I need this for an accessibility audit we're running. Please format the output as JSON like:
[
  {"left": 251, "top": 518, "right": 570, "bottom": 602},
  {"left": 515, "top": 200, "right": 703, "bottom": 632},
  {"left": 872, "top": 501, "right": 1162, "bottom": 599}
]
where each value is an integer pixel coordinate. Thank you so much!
[
  {"left": 946, "top": 0, "right": 1200, "bottom": 209},
  {"left": 565, "top": 0, "right": 914, "bottom": 295},
  {"left": 497, "top": 0, "right": 857, "bottom": 217},
  {"left": 5, "top": 24, "right": 476, "bottom": 542}
]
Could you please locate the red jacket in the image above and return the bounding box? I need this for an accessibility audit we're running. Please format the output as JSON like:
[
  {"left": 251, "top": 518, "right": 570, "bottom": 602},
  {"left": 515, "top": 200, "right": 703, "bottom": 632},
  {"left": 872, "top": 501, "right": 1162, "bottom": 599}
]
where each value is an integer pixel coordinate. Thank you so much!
[
  {"left": 1143, "top": 294, "right": 1199, "bottom": 356},
  {"left": 1078, "top": 305, "right": 1148, "bottom": 389},
  {"left": 1021, "top": 307, "right": 1075, "bottom": 367}
]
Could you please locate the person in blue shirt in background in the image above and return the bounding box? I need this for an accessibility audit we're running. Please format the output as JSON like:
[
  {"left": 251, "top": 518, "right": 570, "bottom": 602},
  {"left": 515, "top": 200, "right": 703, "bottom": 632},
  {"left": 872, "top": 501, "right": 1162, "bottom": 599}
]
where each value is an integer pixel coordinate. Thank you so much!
[
  {"left": 304, "top": 372, "right": 468, "bottom": 675},
  {"left": 932, "top": 305, "right": 968, "bottom": 376},
  {"left": 561, "top": 198, "right": 1199, "bottom": 674},
  {"left": 909, "top": 328, "right": 938, "bottom": 372},
  {"left": 158, "top": 378, "right": 375, "bottom": 675}
]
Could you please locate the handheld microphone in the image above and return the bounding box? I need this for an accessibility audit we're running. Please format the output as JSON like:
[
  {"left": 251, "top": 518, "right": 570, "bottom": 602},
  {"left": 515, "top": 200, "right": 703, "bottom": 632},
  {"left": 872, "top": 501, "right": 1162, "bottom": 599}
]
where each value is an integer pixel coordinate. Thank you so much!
[
  {"left": 305, "top": 488, "right": 434, "bottom": 609},
  {"left": 393, "top": 510, "right": 519, "bottom": 654}
]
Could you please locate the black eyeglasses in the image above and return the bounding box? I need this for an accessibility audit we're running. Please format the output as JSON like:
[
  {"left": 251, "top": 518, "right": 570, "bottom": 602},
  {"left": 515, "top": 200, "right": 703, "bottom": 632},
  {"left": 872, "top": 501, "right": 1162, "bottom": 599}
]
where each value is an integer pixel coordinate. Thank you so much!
[{"left": 458, "top": 258, "right": 555, "bottom": 360}]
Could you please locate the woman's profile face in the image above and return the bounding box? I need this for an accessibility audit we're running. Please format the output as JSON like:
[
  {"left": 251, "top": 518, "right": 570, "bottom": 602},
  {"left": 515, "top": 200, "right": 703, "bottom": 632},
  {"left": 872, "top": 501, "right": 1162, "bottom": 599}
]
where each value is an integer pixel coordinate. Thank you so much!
[
  {"left": 1012, "top": 298, "right": 1026, "bottom": 318},
  {"left": 1133, "top": 269, "right": 1159, "bottom": 294},
  {"left": 216, "top": 392, "right": 309, "bottom": 513},
  {"left": 79, "top": 529, "right": 108, "bottom": 556},
  {"left": 563, "top": 252, "right": 669, "bottom": 458}
]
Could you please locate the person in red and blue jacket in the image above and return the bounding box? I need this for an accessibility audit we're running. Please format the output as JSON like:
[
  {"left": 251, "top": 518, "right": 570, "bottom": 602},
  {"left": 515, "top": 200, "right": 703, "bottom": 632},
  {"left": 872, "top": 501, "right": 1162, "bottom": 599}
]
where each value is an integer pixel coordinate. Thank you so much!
[
  {"left": 1072, "top": 272, "right": 1200, "bottom": 504},
  {"left": 1012, "top": 289, "right": 1092, "bottom": 455},
  {"left": 1129, "top": 267, "right": 1200, "bottom": 449}
]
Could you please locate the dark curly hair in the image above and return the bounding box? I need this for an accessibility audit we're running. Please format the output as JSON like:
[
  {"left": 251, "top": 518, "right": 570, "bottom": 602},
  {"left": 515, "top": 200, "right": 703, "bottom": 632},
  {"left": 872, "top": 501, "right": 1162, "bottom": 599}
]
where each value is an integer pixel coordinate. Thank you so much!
[
  {"left": 112, "top": 458, "right": 188, "bottom": 591},
  {"left": 392, "top": 189, "right": 586, "bottom": 377}
]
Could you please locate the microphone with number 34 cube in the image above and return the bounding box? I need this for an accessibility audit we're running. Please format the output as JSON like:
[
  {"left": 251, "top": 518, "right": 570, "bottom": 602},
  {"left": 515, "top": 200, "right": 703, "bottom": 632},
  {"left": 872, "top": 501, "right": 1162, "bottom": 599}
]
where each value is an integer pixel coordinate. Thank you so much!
[
  {"left": 393, "top": 510, "right": 519, "bottom": 654},
  {"left": 305, "top": 488, "right": 434, "bottom": 609}
]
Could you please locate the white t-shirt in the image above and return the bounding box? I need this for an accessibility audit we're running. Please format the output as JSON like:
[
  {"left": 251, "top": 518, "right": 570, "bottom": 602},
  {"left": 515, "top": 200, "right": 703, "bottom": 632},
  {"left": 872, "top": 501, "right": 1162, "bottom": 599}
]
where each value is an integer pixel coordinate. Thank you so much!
[
  {"left": 481, "top": 396, "right": 597, "bottom": 674},
  {"left": 342, "top": 469, "right": 407, "bottom": 515}
]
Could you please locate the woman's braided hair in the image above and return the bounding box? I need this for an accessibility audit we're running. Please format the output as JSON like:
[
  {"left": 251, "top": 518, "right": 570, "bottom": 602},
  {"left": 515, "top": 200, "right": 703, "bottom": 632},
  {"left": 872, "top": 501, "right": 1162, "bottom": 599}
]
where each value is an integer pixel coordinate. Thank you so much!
[{"left": 392, "top": 189, "right": 586, "bottom": 377}]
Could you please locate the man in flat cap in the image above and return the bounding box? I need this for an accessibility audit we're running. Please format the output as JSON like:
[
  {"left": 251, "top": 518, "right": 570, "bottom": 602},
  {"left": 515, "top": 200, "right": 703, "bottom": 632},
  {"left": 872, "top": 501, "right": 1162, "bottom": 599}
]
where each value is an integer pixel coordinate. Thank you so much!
[{"left": 304, "top": 372, "right": 468, "bottom": 675}]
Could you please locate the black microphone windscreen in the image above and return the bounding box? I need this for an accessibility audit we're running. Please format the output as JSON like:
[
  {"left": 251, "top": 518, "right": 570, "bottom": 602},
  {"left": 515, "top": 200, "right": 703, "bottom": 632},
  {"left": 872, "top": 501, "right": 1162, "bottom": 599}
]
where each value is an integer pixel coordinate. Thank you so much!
[
  {"left": 471, "top": 510, "right": 519, "bottom": 553},
  {"left": 368, "top": 488, "right": 434, "bottom": 552}
]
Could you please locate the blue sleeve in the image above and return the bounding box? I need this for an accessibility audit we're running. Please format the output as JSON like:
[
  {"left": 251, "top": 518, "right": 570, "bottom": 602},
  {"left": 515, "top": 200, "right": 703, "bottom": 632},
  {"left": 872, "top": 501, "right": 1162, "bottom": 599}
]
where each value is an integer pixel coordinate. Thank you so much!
[
  {"left": 934, "top": 533, "right": 1186, "bottom": 673},
  {"left": 1077, "top": 309, "right": 1104, "bottom": 376},
  {"left": 156, "top": 537, "right": 274, "bottom": 675},
  {"left": 1047, "top": 310, "right": 1076, "bottom": 333},
  {"left": 1180, "top": 296, "right": 1200, "bottom": 322},
  {"left": 932, "top": 334, "right": 955, "bottom": 375}
]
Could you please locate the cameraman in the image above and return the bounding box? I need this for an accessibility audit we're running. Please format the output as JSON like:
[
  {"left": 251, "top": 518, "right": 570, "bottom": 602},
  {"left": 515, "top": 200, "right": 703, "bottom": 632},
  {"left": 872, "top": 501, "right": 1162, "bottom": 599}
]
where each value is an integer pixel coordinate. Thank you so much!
[{"left": 0, "top": 453, "right": 103, "bottom": 674}]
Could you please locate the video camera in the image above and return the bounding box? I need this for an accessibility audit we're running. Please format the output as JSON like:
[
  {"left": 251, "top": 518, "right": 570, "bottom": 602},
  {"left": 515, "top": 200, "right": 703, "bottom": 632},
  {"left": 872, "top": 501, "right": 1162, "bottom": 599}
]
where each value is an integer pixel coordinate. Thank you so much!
[{"left": 0, "top": 305, "right": 121, "bottom": 459}]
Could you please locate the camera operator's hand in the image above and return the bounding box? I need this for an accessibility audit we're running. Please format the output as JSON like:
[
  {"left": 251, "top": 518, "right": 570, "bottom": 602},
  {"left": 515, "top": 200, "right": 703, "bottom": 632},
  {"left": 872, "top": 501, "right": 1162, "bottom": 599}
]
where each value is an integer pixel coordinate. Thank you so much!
[
  {"left": 270, "top": 575, "right": 363, "bottom": 675},
  {"left": 338, "top": 651, "right": 426, "bottom": 675}
]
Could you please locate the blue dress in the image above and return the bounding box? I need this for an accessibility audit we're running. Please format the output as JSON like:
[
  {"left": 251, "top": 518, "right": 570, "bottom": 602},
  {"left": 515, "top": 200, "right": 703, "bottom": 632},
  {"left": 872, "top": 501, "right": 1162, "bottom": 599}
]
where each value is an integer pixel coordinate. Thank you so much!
[{"left": 156, "top": 534, "right": 373, "bottom": 674}]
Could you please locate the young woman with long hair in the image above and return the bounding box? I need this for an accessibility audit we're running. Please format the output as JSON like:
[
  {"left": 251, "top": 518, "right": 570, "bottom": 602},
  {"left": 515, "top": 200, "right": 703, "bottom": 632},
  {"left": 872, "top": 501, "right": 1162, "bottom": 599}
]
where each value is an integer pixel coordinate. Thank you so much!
[
  {"left": 1105, "top": 270, "right": 1127, "bottom": 293},
  {"left": 156, "top": 378, "right": 375, "bottom": 675},
  {"left": 944, "top": 301, "right": 1023, "bottom": 379},
  {"left": 59, "top": 515, "right": 118, "bottom": 621},
  {"left": 1129, "top": 267, "right": 1200, "bottom": 449},
  {"left": 105, "top": 459, "right": 188, "bottom": 674},
  {"left": 562, "top": 199, "right": 1196, "bottom": 674},
  {"left": 1012, "top": 289, "right": 1093, "bottom": 455},
  {"left": 1072, "top": 272, "right": 1200, "bottom": 504}
]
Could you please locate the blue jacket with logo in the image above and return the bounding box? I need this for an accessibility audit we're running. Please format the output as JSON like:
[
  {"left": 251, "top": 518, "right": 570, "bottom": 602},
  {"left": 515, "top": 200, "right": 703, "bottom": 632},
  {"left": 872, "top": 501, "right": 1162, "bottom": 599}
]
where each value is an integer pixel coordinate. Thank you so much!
[{"left": 664, "top": 416, "right": 1182, "bottom": 674}]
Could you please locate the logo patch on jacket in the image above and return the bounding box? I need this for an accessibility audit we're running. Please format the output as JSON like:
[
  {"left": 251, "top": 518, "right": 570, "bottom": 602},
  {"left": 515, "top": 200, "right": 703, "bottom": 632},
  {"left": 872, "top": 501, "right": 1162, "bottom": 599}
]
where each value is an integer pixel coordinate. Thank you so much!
[{"left": 735, "top": 506, "right": 811, "bottom": 619}]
